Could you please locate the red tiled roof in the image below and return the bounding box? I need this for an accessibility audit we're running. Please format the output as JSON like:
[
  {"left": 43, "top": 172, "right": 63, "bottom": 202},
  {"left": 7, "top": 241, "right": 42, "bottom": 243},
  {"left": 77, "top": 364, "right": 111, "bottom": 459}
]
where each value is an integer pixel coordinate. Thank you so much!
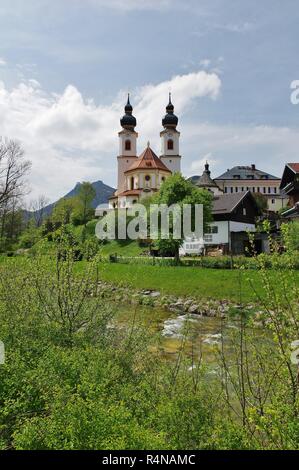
[
  {"left": 288, "top": 163, "right": 299, "bottom": 173},
  {"left": 117, "top": 189, "right": 142, "bottom": 197},
  {"left": 125, "top": 146, "right": 171, "bottom": 173}
]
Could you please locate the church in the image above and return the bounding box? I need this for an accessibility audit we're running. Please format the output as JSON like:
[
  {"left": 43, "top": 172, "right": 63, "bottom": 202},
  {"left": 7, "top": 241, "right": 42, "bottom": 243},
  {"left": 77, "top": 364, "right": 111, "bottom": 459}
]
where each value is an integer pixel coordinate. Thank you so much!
[{"left": 108, "top": 94, "right": 181, "bottom": 210}]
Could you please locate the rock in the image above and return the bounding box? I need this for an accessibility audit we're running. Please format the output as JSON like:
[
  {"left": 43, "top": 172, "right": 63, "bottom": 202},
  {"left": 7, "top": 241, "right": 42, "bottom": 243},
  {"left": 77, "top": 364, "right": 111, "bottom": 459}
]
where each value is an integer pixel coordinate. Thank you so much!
[
  {"left": 188, "top": 304, "right": 200, "bottom": 314},
  {"left": 150, "top": 291, "right": 161, "bottom": 298}
]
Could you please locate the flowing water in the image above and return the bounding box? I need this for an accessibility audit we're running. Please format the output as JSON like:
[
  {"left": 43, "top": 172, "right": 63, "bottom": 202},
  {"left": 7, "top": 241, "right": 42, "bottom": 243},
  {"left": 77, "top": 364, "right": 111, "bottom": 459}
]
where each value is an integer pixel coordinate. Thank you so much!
[{"left": 116, "top": 303, "right": 238, "bottom": 364}]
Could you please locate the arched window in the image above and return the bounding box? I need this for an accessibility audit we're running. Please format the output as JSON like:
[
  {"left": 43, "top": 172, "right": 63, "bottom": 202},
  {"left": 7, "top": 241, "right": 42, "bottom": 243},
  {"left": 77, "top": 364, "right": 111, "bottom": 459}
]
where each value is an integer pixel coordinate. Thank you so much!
[
  {"left": 145, "top": 175, "right": 151, "bottom": 182},
  {"left": 167, "top": 139, "right": 174, "bottom": 150},
  {"left": 132, "top": 199, "right": 137, "bottom": 205},
  {"left": 130, "top": 176, "right": 134, "bottom": 190},
  {"left": 125, "top": 140, "right": 131, "bottom": 151}
]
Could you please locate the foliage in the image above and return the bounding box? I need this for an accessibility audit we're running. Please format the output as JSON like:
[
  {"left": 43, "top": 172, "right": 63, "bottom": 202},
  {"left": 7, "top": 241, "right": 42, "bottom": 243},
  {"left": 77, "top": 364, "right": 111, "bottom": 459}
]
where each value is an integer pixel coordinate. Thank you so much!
[
  {"left": 0, "top": 226, "right": 299, "bottom": 449},
  {"left": 150, "top": 173, "right": 213, "bottom": 260},
  {"left": 252, "top": 192, "right": 268, "bottom": 212}
]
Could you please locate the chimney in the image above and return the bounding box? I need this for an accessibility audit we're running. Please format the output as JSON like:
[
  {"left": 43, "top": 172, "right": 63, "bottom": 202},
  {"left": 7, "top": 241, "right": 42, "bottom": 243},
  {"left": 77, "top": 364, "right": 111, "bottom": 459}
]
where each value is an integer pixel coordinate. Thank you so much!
[{"left": 251, "top": 164, "right": 256, "bottom": 171}]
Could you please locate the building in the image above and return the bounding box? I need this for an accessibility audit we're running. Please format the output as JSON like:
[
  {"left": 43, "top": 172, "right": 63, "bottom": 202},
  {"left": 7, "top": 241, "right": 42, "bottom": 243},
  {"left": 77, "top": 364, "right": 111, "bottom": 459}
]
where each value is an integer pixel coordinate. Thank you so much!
[
  {"left": 108, "top": 94, "right": 181, "bottom": 210},
  {"left": 204, "top": 191, "right": 261, "bottom": 254},
  {"left": 280, "top": 163, "right": 299, "bottom": 221},
  {"left": 180, "top": 191, "right": 262, "bottom": 256},
  {"left": 190, "top": 162, "right": 223, "bottom": 196},
  {"left": 214, "top": 165, "right": 287, "bottom": 212}
]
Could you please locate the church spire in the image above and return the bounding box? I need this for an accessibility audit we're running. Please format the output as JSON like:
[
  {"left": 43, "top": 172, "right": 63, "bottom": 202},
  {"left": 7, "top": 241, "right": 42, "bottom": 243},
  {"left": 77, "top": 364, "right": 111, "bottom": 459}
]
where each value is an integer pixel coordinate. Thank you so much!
[
  {"left": 162, "top": 93, "right": 178, "bottom": 129},
  {"left": 120, "top": 94, "right": 136, "bottom": 130}
]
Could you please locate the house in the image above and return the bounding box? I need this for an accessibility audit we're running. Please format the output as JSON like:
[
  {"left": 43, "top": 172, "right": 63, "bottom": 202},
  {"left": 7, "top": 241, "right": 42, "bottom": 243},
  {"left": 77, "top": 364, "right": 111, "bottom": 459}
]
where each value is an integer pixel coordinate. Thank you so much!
[
  {"left": 214, "top": 165, "right": 287, "bottom": 212},
  {"left": 181, "top": 191, "right": 263, "bottom": 256},
  {"left": 280, "top": 163, "right": 299, "bottom": 221}
]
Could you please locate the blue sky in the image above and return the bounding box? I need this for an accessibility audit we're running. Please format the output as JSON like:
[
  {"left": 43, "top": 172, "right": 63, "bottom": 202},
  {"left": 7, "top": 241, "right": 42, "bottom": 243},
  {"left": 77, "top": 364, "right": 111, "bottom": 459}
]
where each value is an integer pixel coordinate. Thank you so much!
[{"left": 0, "top": 0, "right": 299, "bottom": 202}]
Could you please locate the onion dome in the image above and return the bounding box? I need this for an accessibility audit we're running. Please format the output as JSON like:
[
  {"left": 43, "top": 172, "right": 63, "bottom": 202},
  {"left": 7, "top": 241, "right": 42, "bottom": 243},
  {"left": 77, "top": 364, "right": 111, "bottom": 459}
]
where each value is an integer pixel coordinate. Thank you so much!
[
  {"left": 194, "top": 162, "right": 218, "bottom": 189},
  {"left": 120, "top": 94, "right": 137, "bottom": 130},
  {"left": 162, "top": 93, "right": 178, "bottom": 129}
]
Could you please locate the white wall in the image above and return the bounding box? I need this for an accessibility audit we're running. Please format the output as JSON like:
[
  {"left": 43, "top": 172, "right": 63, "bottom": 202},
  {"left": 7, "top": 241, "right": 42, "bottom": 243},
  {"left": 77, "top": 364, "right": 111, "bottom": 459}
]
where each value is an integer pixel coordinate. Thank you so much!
[
  {"left": 204, "top": 221, "right": 229, "bottom": 245},
  {"left": 160, "top": 130, "right": 180, "bottom": 156},
  {"left": 229, "top": 221, "right": 256, "bottom": 233},
  {"left": 119, "top": 130, "right": 138, "bottom": 156}
]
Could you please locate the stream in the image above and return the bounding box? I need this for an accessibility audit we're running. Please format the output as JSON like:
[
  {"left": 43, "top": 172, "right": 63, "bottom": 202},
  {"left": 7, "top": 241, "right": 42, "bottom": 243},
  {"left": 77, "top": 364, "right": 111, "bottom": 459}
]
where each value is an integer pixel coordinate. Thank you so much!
[{"left": 116, "top": 303, "right": 239, "bottom": 364}]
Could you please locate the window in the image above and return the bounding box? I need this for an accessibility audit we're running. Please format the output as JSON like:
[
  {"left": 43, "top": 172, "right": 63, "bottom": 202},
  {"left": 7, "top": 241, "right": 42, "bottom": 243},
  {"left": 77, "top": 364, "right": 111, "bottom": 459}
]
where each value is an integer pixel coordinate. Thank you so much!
[
  {"left": 235, "top": 187, "right": 238, "bottom": 193},
  {"left": 204, "top": 234, "right": 213, "bottom": 242},
  {"left": 233, "top": 175, "right": 240, "bottom": 179},
  {"left": 268, "top": 187, "right": 271, "bottom": 194},
  {"left": 243, "top": 208, "right": 247, "bottom": 216},
  {"left": 167, "top": 139, "right": 174, "bottom": 150},
  {"left": 274, "top": 187, "right": 277, "bottom": 194},
  {"left": 230, "top": 187, "right": 233, "bottom": 193},
  {"left": 271, "top": 199, "right": 275, "bottom": 204},
  {"left": 130, "top": 176, "right": 134, "bottom": 190},
  {"left": 263, "top": 187, "right": 266, "bottom": 193},
  {"left": 206, "top": 225, "right": 218, "bottom": 234},
  {"left": 252, "top": 187, "right": 255, "bottom": 193},
  {"left": 145, "top": 175, "right": 151, "bottom": 181},
  {"left": 161, "top": 176, "right": 165, "bottom": 182},
  {"left": 132, "top": 199, "right": 137, "bottom": 204},
  {"left": 125, "top": 140, "right": 131, "bottom": 151},
  {"left": 224, "top": 187, "right": 228, "bottom": 193}
]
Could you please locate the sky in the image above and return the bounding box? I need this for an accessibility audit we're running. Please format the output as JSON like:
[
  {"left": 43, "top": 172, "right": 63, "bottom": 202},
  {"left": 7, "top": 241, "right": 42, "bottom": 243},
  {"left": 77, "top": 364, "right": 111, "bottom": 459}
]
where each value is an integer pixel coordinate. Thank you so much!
[{"left": 0, "top": 0, "right": 299, "bottom": 203}]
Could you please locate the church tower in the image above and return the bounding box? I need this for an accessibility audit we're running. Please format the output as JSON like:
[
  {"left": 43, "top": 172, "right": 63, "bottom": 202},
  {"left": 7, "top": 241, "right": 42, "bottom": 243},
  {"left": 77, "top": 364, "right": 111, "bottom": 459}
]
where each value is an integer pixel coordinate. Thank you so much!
[
  {"left": 117, "top": 94, "right": 138, "bottom": 195},
  {"left": 160, "top": 93, "right": 181, "bottom": 174}
]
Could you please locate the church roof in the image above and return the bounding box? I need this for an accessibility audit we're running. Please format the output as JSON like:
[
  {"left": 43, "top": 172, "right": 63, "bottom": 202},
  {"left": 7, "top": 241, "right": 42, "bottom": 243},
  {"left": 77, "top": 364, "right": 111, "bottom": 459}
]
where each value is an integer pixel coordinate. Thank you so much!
[
  {"left": 117, "top": 189, "right": 143, "bottom": 197},
  {"left": 192, "top": 162, "right": 219, "bottom": 189},
  {"left": 125, "top": 145, "right": 171, "bottom": 173}
]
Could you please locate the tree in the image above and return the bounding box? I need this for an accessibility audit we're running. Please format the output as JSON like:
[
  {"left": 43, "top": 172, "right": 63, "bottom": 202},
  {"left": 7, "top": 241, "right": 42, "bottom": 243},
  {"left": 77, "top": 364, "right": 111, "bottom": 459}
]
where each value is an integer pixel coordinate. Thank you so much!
[
  {"left": 51, "top": 197, "right": 78, "bottom": 226},
  {"left": 0, "top": 139, "right": 31, "bottom": 209},
  {"left": 150, "top": 173, "right": 213, "bottom": 261},
  {"left": 253, "top": 192, "right": 268, "bottom": 212},
  {"left": 30, "top": 195, "right": 50, "bottom": 227},
  {"left": 77, "top": 182, "right": 96, "bottom": 225}
]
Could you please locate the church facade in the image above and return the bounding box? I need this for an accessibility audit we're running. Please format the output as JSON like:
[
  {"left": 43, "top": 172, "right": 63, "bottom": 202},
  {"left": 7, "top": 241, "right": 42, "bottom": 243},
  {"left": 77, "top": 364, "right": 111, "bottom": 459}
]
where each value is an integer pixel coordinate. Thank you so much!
[{"left": 108, "top": 94, "right": 181, "bottom": 210}]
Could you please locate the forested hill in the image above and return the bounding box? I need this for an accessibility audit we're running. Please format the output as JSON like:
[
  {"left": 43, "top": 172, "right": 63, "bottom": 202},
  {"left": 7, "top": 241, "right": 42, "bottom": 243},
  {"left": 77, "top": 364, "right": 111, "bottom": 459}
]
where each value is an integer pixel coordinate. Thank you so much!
[{"left": 30, "top": 180, "right": 115, "bottom": 218}]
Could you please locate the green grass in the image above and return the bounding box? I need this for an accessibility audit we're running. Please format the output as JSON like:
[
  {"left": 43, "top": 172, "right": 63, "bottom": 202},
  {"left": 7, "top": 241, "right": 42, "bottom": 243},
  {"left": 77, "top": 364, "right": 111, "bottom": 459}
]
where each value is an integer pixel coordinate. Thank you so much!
[
  {"left": 99, "top": 240, "right": 144, "bottom": 257},
  {"left": 1, "top": 251, "right": 297, "bottom": 303},
  {"left": 96, "top": 263, "right": 278, "bottom": 303}
]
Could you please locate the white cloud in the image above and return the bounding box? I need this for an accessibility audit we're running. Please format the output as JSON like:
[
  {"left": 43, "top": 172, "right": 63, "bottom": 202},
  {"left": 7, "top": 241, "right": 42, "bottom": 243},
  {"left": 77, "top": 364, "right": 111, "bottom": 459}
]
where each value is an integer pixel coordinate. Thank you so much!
[
  {"left": 199, "top": 59, "right": 211, "bottom": 69},
  {"left": 75, "top": 0, "right": 174, "bottom": 11},
  {"left": 1, "top": 68, "right": 297, "bottom": 204},
  {"left": 0, "top": 57, "right": 7, "bottom": 66},
  {"left": 182, "top": 123, "right": 299, "bottom": 180},
  {"left": 0, "top": 71, "right": 221, "bottom": 201},
  {"left": 190, "top": 154, "right": 218, "bottom": 173}
]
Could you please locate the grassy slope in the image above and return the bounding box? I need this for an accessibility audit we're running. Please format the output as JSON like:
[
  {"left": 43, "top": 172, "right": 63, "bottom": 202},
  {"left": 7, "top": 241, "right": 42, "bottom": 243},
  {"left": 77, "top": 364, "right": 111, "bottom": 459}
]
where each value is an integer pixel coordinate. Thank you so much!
[
  {"left": 95, "top": 263, "right": 278, "bottom": 303},
  {"left": 99, "top": 240, "right": 144, "bottom": 257}
]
